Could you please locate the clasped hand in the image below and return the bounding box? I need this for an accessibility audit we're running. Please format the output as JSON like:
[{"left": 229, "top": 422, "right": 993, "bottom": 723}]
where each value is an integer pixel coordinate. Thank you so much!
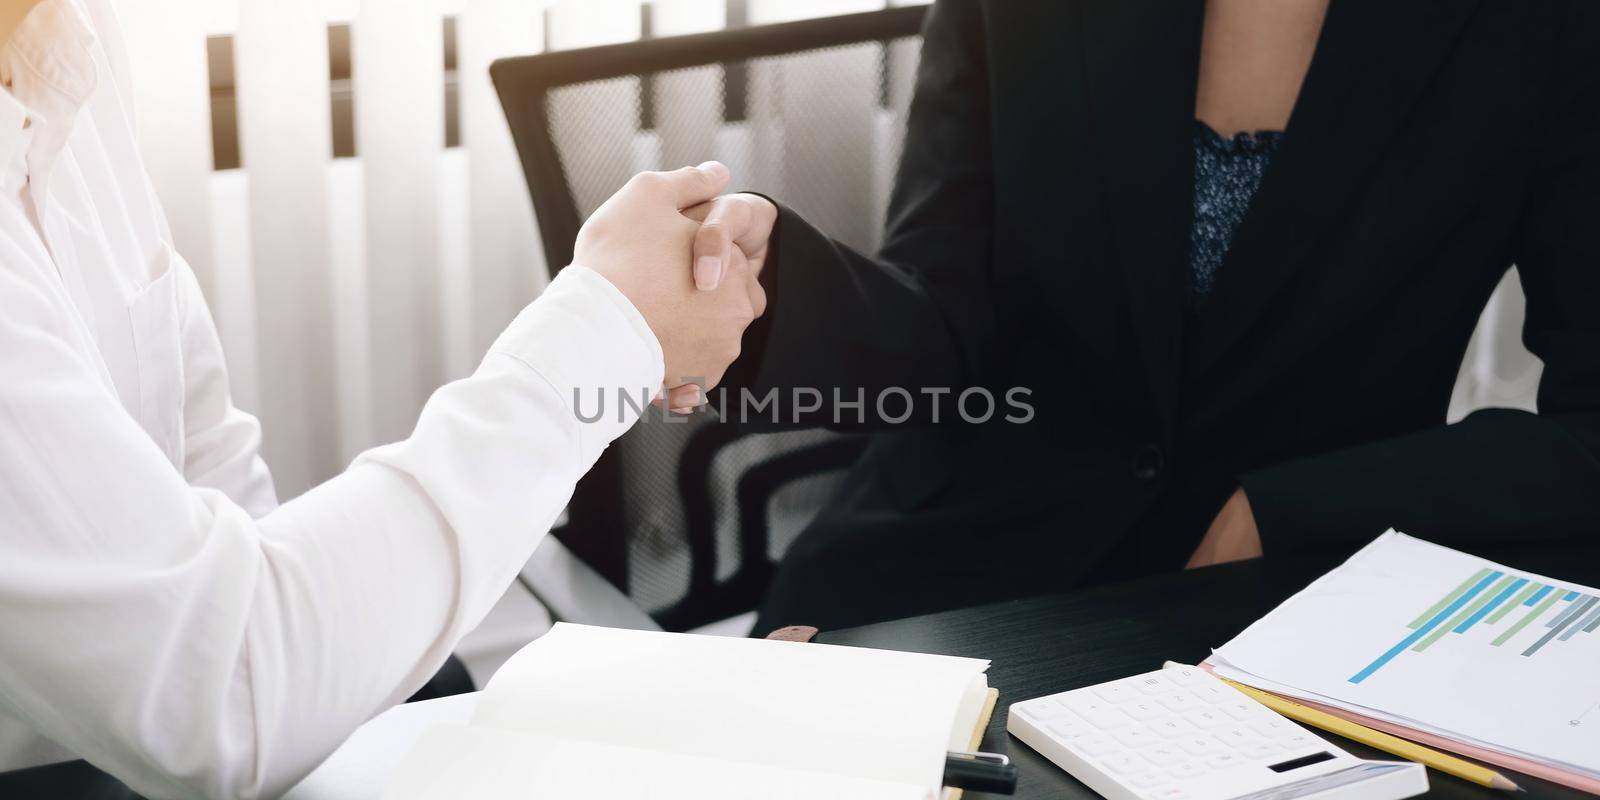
[{"left": 574, "top": 161, "right": 778, "bottom": 412}]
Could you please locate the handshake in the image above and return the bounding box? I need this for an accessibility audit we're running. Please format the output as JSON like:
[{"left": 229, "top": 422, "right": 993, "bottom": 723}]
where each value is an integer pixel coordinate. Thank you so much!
[{"left": 573, "top": 161, "right": 777, "bottom": 413}]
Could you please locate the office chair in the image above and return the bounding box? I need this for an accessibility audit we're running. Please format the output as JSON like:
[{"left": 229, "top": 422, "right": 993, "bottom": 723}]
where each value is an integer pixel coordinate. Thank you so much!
[{"left": 492, "top": 5, "right": 929, "bottom": 633}]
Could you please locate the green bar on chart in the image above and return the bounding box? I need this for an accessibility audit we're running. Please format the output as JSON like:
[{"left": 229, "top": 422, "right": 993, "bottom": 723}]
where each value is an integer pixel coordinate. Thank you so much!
[
  {"left": 1410, "top": 567, "right": 1493, "bottom": 629},
  {"left": 1488, "top": 582, "right": 1541, "bottom": 624},
  {"left": 1494, "top": 591, "right": 1562, "bottom": 647},
  {"left": 1415, "top": 574, "right": 1518, "bottom": 651}
]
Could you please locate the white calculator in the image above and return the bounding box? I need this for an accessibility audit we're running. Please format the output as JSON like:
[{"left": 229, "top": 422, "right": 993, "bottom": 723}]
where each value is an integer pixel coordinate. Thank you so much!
[{"left": 1006, "top": 664, "right": 1428, "bottom": 800}]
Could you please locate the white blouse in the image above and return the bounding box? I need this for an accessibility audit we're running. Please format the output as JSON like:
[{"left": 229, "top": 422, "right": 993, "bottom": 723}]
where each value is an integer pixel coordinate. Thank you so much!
[{"left": 0, "top": 1, "right": 662, "bottom": 797}]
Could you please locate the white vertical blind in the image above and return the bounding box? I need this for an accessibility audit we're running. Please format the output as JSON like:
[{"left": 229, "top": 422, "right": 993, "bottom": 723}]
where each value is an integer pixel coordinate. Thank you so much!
[
  {"left": 654, "top": 0, "right": 724, "bottom": 34},
  {"left": 651, "top": 2, "right": 723, "bottom": 177},
  {"left": 234, "top": 0, "right": 342, "bottom": 496},
  {"left": 208, "top": 172, "right": 261, "bottom": 417},
  {"left": 326, "top": 159, "right": 373, "bottom": 462},
  {"left": 197, "top": 2, "right": 260, "bottom": 415},
  {"left": 545, "top": 2, "right": 643, "bottom": 211},
  {"left": 459, "top": 0, "right": 546, "bottom": 360},
  {"left": 353, "top": 1, "right": 447, "bottom": 444},
  {"left": 203, "top": 0, "right": 241, "bottom": 37},
  {"left": 546, "top": 2, "right": 642, "bottom": 49}
]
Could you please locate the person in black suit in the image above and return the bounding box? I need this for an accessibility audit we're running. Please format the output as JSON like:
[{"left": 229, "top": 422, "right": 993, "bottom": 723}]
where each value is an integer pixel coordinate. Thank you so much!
[{"left": 672, "top": 0, "right": 1600, "bottom": 632}]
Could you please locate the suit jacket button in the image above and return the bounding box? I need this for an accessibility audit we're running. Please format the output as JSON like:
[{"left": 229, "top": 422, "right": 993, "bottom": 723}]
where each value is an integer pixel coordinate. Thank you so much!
[{"left": 1132, "top": 444, "right": 1165, "bottom": 481}]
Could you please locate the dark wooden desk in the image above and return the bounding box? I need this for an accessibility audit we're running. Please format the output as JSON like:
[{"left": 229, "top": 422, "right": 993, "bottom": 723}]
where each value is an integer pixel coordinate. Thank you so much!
[{"left": 817, "top": 544, "right": 1600, "bottom": 800}]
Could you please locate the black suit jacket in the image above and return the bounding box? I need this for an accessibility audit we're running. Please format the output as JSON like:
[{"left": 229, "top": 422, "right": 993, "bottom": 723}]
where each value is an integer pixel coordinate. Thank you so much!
[{"left": 725, "top": 0, "right": 1600, "bottom": 620}]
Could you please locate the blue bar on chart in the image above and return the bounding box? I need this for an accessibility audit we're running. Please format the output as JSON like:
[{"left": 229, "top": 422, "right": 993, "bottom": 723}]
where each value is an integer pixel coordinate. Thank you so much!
[
  {"left": 1524, "top": 585, "right": 1554, "bottom": 606},
  {"left": 1454, "top": 577, "right": 1527, "bottom": 633},
  {"left": 1349, "top": 570, "right": 1502, "bottom": 684},
  {"left": 1564, "top": 591, "right": 1580, "bottom": 601}
]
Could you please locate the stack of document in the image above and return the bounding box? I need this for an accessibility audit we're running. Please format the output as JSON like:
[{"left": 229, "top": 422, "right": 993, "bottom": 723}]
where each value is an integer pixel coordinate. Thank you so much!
[
  {"left": 1210, "top": 531, "right": 1600, "bottom": 793},
  {"left": 385, "top": 623, "right": 993, "bottom": 800}
]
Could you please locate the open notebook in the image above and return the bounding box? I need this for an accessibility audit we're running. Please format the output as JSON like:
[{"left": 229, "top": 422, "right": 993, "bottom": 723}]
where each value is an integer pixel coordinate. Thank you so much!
[{"left": 384, "top": 623, "right": 994, "bottom": 800}]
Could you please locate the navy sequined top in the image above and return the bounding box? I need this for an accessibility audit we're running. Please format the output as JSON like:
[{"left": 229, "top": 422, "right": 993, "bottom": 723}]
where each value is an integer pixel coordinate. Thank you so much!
[{"left": 1189, "top": 121, "right": 1284, "bottom": 298}]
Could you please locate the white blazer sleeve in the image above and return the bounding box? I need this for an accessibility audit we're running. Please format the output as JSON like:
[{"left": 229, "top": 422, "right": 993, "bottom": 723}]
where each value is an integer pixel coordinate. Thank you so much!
[{"left": 0, "top": 253, "right": 662, "bottom": 799}]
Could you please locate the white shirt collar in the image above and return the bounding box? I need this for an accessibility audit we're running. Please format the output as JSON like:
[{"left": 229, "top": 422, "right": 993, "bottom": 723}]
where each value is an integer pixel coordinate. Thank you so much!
[{"left": 0, "top": 0, "right": 97, "bottom": 172}]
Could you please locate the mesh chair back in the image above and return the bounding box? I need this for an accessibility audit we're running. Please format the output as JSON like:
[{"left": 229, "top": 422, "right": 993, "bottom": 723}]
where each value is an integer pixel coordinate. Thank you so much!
[{"left": 493, "top": 7, "right": 926, "bottom": 630}]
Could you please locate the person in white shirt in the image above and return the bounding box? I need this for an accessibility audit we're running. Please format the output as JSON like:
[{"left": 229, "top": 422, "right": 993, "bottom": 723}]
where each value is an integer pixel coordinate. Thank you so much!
[{"left": 0, "top": 0, "right": 766, "bottom": 797}]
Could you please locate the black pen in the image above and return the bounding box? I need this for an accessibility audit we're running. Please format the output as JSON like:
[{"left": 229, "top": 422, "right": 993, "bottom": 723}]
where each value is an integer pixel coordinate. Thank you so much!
[{"left": 945, "top": 751, "right": 1018, "bottom": 794}]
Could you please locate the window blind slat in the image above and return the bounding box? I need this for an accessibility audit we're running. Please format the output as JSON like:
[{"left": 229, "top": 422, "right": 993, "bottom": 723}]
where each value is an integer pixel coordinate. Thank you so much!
[
  {"left": 459, "top": 0, "right": 545, "bottom": 359},
  {"left": 234, "top": 0, "right": 341, "bottom": 495},
  {"left": 354, "top": 1, "right": 447, "bottom": 445}
]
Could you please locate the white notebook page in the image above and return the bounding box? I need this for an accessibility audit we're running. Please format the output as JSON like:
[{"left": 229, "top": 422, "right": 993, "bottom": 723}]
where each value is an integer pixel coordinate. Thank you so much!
[
  {"left": 386, "top": 724, "right": 934, "bottom": 800},
  {"left": 389, "top": 623, "right": 989, "bottom": 797}
]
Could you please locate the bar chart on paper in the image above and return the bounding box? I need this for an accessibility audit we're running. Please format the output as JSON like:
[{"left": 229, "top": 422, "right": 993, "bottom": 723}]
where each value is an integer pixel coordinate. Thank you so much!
[
  {"left": 1350, "top": 567, "right": 1600, "bottom": 684},
  {"left": 1210, "top": 532, "right": 1600, "bottom": 787}
]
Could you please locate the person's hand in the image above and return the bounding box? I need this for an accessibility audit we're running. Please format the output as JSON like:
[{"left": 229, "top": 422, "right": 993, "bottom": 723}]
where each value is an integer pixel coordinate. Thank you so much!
[
  {"left": 683, "top": 192, "right": 778, "bottom": 291},
  {"left": 1186, "top": 488, "right": 1263, "bottom": 569},
  {"left": 626, "top": 191, "right": 776, "bottom": 411},
  {"left": 573, "top": 162, "right": 765, "bottom": 407},
  {"left": 649, "top": 192, "right": 777, "bottom": 411}
]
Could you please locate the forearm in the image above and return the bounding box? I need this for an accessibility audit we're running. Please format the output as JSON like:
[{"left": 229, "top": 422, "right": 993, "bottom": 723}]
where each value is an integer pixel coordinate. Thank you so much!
[
  {"left": 0, "top": 267, "right": 662, "bottom": 799},
  {"left": 719, "top": 202, "right": 991, "bottom": 429},
  {"left": 241, "top": 267, "right": 661, "bottom": 795}
]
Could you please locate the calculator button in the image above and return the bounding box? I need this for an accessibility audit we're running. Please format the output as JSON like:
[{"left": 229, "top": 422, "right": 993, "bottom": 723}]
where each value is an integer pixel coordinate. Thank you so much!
[
  {"left": 1169, "top": 762, "right": 1205, "bottom": 780},
  {"left": 1064, "top": 697, "right": 1134, "bottom": 729},
  {"left": 1129, "top": 773, "right": 1166, "bottom": 788},
  {"left": 1183, "top": 709, "right": 1230, "bottom": 728},
  {"left": 1205, "top": 752, "right": 1247, "bottom": 770},
  {"left": 1100, "top": 753, "right": 1147, "bottom": 774},
  {"left": 1075, "top": 736, "right": 1119, "bottom": 756},
  {"left": 1191, "top": 682, "right": 1236, "bottom": 703},
  {"left": 1215, "top": 726, "right": 1259, "bottom": 747},
  {"left": 1163, "top": 665, "right": 1202, "bottom": 685},
  {"left": 1048, "top": 719, "right": 1091, "bottom": 739},
  {"left": 1252, "top": 718, "right": 1296, "bottom": 738},
  {"left": 1220, "top": 700, "right": 1263, "bottom": 720},
  {"left": 1113, "top": 726, "right": 1161, "bottom": 749},
  {"left": 1241, "top": 742, "right": 1280, "bottom": 760},
  {"left": 1143, "top": 745, "right": 1183, "bottom": 766},
  {"left": 1148, "top": 785, "right": 1189, "bottom": 800},
  {"left": 1021, "top": 700, "right": 1072, "bottom": 720},
  {"left": 1123, "top": 700, "right": 1166, "bottom": 721},
  {"left": 1176, "top": 735, "right": 1219, "bottom": 757},
  {"left": 1150, "top": 717, "right": 1200, "bottom": 738},
  {"left": 1132, "top": 674, "right": 1175, "bottom": 695},
  {"left": 1279, "top": 733, "right": 1319, "bottom": 750},
  {"left": 1094, "top": 682, "right": 1139, "bottom": 704},
  {"left": 1156, "top": 691, "right": 1202, "bottom": 713}
]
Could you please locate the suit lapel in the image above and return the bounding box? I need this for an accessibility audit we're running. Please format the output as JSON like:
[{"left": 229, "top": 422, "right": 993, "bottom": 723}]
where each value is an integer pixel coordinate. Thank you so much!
[
  {"left": 1187, "top": 0, "right": 1487, "bottom": 374},
  {"left": 1078, "top": 0, "right": 1206, "bottom": 434}
]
